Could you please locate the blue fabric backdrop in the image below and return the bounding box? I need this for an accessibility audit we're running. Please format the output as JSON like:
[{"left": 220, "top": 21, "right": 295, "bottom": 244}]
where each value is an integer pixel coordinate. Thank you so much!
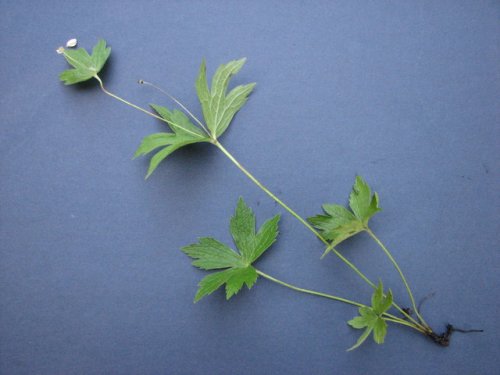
[{"left": 1, "top": 1, "right": 498, "bottom": 374}]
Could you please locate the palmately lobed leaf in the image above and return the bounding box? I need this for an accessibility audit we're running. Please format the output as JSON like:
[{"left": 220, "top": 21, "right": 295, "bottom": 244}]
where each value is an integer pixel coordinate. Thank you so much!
[
  {"left": 59, "top": 39, "right": 111, "bottom": 85},
  {"left": 183, "top": 198, "right": 280, "bottom": 302},
  {"left": 308, "top": 176, "right": 381, "bottom": 250},
  {"left": 347, "top": 282, "right": 392, "bottom": 350},
  {"left": 308, "top": 206, "right": 364, "bottom": 244},
  {"left": 135, "top": 57, "right": 256, "bottom": 177},
  {"left": 134, "top": 104, "right": 210, "bottom": 178}
]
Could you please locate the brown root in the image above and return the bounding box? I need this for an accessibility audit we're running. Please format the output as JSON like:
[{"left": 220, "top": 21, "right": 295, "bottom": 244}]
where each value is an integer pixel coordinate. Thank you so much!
[{"left": 426, "top": 324, "right": 483, "bottom": 347}]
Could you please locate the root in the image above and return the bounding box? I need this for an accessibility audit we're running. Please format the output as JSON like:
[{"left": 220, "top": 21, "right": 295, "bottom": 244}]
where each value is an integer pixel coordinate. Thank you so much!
[{"left": 427, "top": 324, "right": 483, "bottom": 347}]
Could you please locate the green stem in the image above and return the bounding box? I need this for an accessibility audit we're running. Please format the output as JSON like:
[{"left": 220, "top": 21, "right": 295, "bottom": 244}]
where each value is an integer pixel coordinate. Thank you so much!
[
  {"left": 92, "top": 76, "right": 376, "bottom": 296},
  {"left": 256, "top": 269, "right": 425, "bottom": 334},
  {"left": 89, "top": 76, "right": 430, "bottom": 333},
  {"left": 214, "top": 141, "right": 327, "bottom": 245},
  {"left": 323, "top": 242, "right": 427, "bottom": 330},
  {"left": 327, "top": 245, "right": 426, "bottom": 329},
  {"left": 94, "top": 76, "right": 164, "bottom": 121},
  {"left": 138, "top": 80, "right": 211, "bottom": 136},
  {"left": 389, "top": 301, "right": 426, "bottom": 330},
  {"left": 366, "top": 228, "right": 429, "bottom": 328},
  {"left": 256, "top": 269, "right": 363, "bottom": 307},
  {"left": 215, "top": 141, "right": 425, "bottom": 330},
  {"left": 94, "top": 76, "right": 207, "bottom": 139},
  {"left": 384, "top": 317, "right": 426, "bottom": 333},
  {"left": 322, "top": 243, "right": 376, "bottom": 287}
]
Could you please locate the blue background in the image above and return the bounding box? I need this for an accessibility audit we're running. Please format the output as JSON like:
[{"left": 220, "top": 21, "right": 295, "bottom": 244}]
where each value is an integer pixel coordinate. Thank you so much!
[{"left": 1, "top": 1, "right": 499, "bottom": 374}]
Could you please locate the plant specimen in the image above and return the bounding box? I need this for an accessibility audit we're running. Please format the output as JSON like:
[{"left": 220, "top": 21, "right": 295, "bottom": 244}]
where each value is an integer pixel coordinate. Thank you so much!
[{"left": 57, "top": 39, "right": 481, "bottom": 349}]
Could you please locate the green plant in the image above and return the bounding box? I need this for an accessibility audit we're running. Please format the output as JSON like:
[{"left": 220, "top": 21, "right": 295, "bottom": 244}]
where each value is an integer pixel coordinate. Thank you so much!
[{"left": 57, "top": 39, "right": 479, "bottom": 349}]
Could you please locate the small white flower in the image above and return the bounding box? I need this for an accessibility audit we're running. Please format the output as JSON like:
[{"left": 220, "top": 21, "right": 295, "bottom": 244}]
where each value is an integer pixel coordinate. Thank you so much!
[
  {"left": 56, "top": 46, "right": 65, "bottom": 54},
  {"left": 66, "top": 38, "right": 78, "bottom": 48}
]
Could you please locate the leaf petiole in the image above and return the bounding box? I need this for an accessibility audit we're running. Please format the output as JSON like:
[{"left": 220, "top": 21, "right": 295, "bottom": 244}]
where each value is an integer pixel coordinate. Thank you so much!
[
  {"left": 256, "top": 269, "right": 426, "bottom": 334},
  {"left": 383, "top": 317, "right": 427, "bottom": 333},
  {"left": 214, "top": 141, "right": 326, "bottom": 243},
  {"left": 89, "top": 72, "right": 430, "bottom": 333},
  {"left": 138, "top": 80, "right": 211, "bottom": 136},
  {"left": 366, "top": 228, "right": 430, "bottom": 328},
  {"left": 93, "top": 75, "right": 208, "bottom": 139},
  {"left": 255, "top": 269, "right": 364, "bottom": 308}
]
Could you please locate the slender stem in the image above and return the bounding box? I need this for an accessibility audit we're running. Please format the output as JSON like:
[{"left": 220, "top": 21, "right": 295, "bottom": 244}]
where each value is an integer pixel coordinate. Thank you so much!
[
  {"left": 138, "top": 80, "right": 211, "bottom": 136},
  {"left": 324, "top": 242, "right": 426, "bottom": 329},
  {"left": 93, "top": 76, "right": 207, "bottom": 139},
  {"left": 88, "top": 75, "right": 430, "bottom": 333},
  {"left": 366, "top": 228, "right": 429, "bottom": 328},
  {"left": 256, "top": 269, "right": 425, "bottom": 334},
  {"left": 214, "top": 141, "right": 328, "bottom": 245},
  {"left": 135, "top": 79, "right": 403, "bottom": 310},
  {"left": 215, "top": 141, "right": 424, "bottom": 328},
  {"left": 389, "top": 301, "right": 426, "bottom": 329},
  {"left": 384, "top": 317, "right": 427, "bottom": 333},
  {"left": 256, "top": 269, "right": 363, "bottom": 307},
  {"left": 94, "top": 76, "right": 165, "bottom": 121},
  {"left": 325, "top": 244, "right": 376, "bottom": 287}
]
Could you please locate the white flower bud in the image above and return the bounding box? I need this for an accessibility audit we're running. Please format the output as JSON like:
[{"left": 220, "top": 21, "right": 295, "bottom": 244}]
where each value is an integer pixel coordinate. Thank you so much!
[{"left": 66, "top": 38, "right": 78, "bottom": 48}]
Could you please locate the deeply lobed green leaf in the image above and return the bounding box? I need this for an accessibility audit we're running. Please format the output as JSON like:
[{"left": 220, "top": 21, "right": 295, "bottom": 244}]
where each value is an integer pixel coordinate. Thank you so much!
[
  {"left": 59, "top": 39, "right": 111, "bottom": 85},
  {"left": 308, "top": 176, "right": 381, "bottom": 253},
  {"left": 347, "top": 281, "right": 392, "bottom": 350},
  {"left": 196, "top": 58, "right": 255, "bottom": 138},
  {"left": 308, "top": 204, "right": 365, "bottom": 244},
  {"left": 134, "top": 105, "right": 210, "bottom": 178},
  {"left": 183, "top": 198, "right": 280, "bottom": 302}
]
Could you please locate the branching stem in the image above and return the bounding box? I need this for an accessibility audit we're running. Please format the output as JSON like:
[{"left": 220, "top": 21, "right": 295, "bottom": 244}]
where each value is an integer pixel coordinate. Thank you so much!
[
  {"left": 256, "top": 270, "right": 426, "bottom": 334},
  {"left": 214, "top": 141, "right": 324, "bottom": 244},
  {"left": 89, "top": 74, "right": 430, "bottom": 334},
  {"left": 93, "top": 75, "right": 207, "bottom": 139},
  {"left": 138, "top": 80, "right": 211, "bottom": 136},
  {"left": 366, "top": 228, "right": 429, "bottom": 328},
  {"left": 216, "top": 142, "right": 427, "bottom": 331}
]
